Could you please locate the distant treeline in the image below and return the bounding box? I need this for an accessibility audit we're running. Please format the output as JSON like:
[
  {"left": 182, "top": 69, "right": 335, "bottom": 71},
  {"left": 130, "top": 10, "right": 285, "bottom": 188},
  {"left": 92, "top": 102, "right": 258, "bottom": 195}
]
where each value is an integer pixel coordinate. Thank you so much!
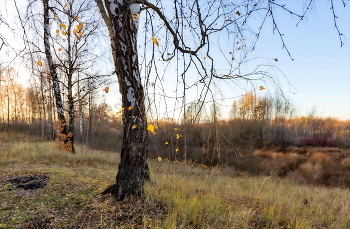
[{"left": 1, "top": 83, "right": 349, "bottom": 167}]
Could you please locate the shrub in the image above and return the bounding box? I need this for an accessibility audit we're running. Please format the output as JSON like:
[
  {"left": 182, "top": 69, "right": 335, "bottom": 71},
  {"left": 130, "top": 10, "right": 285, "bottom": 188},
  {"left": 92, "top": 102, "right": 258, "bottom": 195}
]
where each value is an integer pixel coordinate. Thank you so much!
[
  {"left": 341, "top": 158, "right": 350, "bottom": 169},
  {"left": 310, "top": 152, "right": 334, "bottom": 167}
]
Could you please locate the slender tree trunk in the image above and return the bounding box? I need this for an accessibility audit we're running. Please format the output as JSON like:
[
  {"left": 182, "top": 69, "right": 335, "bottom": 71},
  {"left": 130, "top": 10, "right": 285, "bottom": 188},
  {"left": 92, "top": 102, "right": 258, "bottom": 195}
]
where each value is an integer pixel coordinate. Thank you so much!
[
  {"left": 97, "top": 0, "right": 149, "bottom": 201},
  {"left": 43, "top": 0, "right": 72, "bottom": 150},
  {"left": 40, "top": 72, "right": 46, "bottom": 140},
  {"left": 78, "top": 73, "right": 83, "bottom": 142},
  {"left": 6, "top": 85, "right": 9, "bottom": 131}
]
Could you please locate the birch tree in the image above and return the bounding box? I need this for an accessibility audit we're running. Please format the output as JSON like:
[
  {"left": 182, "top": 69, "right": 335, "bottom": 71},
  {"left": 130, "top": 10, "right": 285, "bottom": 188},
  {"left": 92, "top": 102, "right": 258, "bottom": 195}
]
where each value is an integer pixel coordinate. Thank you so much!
[
  {"left": 23, "top": 0, "right": 110, "bottom": 152},
  {"left": 94, "top": 0, "right": 347, "bottom": 200}
]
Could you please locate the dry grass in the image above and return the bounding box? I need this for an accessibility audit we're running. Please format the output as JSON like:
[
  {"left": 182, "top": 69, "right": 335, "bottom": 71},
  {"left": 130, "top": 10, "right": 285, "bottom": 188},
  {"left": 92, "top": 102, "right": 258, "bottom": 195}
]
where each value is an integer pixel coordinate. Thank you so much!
[{"left": 1, "top": 139, "right": 350, "bottom": 228}]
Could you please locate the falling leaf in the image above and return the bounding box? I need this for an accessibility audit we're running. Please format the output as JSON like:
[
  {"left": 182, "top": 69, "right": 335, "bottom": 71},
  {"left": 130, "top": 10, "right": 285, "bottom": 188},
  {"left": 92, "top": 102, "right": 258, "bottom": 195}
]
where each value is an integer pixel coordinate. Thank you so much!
[
  {"left": 151, "top": 82, "right": 155, "bottom": 86},
  {"left": 63, "top": 4, "right": 67, "bottom": 7},
  {"left": 151, "top": 36, "right": 159, "bottom": 46},
  {"left": 203, "top": 56, "right": 207, "bottom": 60},
  {"left": 127, "top": 106, "right": 132, "bottom": 111},
  {"left": 274, "top": 58, "right": 278, "bottom": 62},
  {"left": 253, "top": 4, "right": 257, "bottom": 6},
  {"left": 132, "top": 125, "right": 137, "bottom": 129},
  {"left": 237, "top": 47, "right": 241, "bottom": 50},
  {"left": 59, "top": 23, "right": 67, "bottom": 30},
  {"left": 58, "top": 48, "right": 62, "bottom": 51},
  {"left": 37, "top": 60, "right": 42, "bottom": 66},
  {"left": 157, "top": 157, "right": 162, "bottom": 161},
  {"left": 147, "top": 124, "right": 156, "bottom": 134},
  {"left": 104, "top": 87, "right": 109, "bottom": 93},
  {"left": 116, "top": 108, "right": 125, "bottom": 114},
  {"left": 165, "top": 142, "right": 169, "bottom": 145},
  {"left": 259, "top": 86, "right": 265, "bottom": 90},
  {"left": 236, "top": 11, "right": 241, "bottom": 16},
  {"left": 175, "top": 148, "right": 179, "bottom": 152},
  {"left": 229, "top": 52, "right": 232, "bottom": 54},
  {"left": 54, "top": 15, "right": 58, "bottom": 18},
  {"left": 232, "top": 57, "right": 235, "bottom": 60},
  {"left": 75, "top": 16, "right": 80, "bottom": 20}
]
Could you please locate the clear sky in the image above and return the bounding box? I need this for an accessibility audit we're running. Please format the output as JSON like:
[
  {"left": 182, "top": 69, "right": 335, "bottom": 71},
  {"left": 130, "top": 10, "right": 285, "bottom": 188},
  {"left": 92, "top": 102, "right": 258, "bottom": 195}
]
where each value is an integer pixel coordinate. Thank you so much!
[
  {"left": 250, "top": 1, "right": 350, "bottom": 120},
  {"left": 1, "top": 0, "right": 349, "bottom": 120}
]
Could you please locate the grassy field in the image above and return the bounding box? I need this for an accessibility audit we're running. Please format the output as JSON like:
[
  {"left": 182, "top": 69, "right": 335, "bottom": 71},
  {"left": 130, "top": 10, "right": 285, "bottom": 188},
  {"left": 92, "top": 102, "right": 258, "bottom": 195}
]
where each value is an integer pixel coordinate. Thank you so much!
[{"left": 1, "top": 137, "right": 350, "bottom": 228}]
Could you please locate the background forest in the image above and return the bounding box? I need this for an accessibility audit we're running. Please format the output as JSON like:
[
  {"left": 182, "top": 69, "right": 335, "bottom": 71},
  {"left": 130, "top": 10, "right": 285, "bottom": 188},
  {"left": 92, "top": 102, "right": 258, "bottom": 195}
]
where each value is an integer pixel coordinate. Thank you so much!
[{"left": 1, "top": 68, "right": 349, "bottom": 175}]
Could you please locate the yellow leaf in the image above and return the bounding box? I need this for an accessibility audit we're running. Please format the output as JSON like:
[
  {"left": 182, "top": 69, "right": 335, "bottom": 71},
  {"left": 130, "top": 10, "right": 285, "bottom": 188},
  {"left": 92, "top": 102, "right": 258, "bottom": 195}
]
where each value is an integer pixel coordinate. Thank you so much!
[
  {"left": 127, "top": 106, "right": 132, "bottom": 111},
  {"left": 73, "top": 29, "right": 78, "bottom": 33},
  {"left": 165, "top": 142, "right": 169, "bottom": 145},
  {"left": 76, "top": 22, "right": 83, "bottom": 32},
  {"left": 157, "top": 157, "right": 162, "bottom": 161},
  {"left": 77, "top": 32, "right": 83, "bottom": 36},
  {"left": 75, "top": 16, "right": 80, "bottom": 20},
  {"left": 62, "top": 31, "right": 67, "bottom": 36},
  {"left": 259, "top": 86, "right": 265, "bottom": 90},
  {"left": 104, "top": 87, "right": 109, "bottom": 93},
  {"left": 58, "top": 48, "right": 62, "bottom": 51},
  {"left": 132, "top": 125, "right": 137, "bottom": 129},
  {"left": 147, "top": 124, "right": 155, "bottom": 134},
  {"left": 173, "top": 128, "right": 179, "bottom": 131},
  {"left": 116, "top": 108, "right": 125, "bottom": 114},
  {"left": 56, "top": 34, "right": 59, "bottom": 37},
  {"left": 56, "top": 29, "right": 59, "bottom": 33},
  {"left": 176, "top": 134, "right": 181, "bottom": 139},
  {"left": 175, "top": 148, "right": 179, "bottom": 152},
  {"left": 133, "top": 13, "right": 140, "bottom": 18},
  {"left": 37, "top": 60, "right": 42, "bottom": 66},
  {"left": 59, "top": 23, "right": 67, "bottom": 30},
  {"left": 63, "top": 4, "right": 67, "bottom": 7},
  {"left": 54, "top": 15, "right": 58, "bottom": 18},
  {"left": 151, "top": 36, "right": 159, "bottom": 46}
]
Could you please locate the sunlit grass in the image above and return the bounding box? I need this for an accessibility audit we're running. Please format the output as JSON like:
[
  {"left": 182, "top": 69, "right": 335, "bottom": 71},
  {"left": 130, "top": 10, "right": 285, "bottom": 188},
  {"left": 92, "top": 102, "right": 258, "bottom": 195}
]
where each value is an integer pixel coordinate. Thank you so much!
[{"left": 1, "top": 139, "right": 350, "bottom": 228}]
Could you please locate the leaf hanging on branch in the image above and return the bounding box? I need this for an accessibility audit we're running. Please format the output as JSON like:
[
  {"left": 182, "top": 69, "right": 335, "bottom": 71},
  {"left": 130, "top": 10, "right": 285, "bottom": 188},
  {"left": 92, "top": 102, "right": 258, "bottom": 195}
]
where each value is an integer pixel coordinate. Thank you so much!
[
  {"left": 151, "top": 37, "right": 159, "bottom": 46},
  {"left": 59, "top": 23, "right": 67, "bottom": 30}
]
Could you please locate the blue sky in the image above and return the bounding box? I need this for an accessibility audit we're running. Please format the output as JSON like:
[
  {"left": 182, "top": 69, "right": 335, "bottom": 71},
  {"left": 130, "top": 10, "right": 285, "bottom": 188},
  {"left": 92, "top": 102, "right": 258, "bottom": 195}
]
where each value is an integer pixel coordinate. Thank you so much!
[{"left": 251, "top": 1, "right": 350, "bottom": 120}]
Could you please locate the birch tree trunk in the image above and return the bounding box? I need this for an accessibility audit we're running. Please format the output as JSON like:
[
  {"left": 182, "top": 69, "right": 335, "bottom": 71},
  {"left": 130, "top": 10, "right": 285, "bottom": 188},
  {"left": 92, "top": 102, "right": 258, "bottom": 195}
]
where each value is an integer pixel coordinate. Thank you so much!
[
  {"left": 96, "top": 0, "right": 149, "bottom": 200},
  {"left": 43, "top": 0, "right": 73, "bottom": 151}
]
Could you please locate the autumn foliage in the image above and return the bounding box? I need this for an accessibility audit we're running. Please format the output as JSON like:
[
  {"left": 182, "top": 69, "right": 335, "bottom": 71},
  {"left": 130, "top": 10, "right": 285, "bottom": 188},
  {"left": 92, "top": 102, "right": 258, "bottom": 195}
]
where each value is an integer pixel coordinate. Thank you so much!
[{"left": 53, "top": 121, "right": 73, "bottom": 152}]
